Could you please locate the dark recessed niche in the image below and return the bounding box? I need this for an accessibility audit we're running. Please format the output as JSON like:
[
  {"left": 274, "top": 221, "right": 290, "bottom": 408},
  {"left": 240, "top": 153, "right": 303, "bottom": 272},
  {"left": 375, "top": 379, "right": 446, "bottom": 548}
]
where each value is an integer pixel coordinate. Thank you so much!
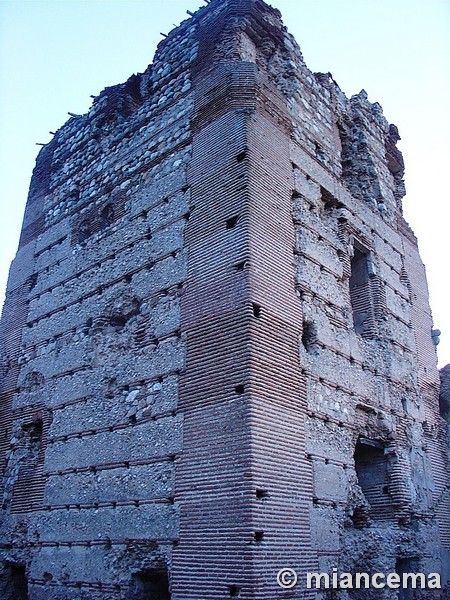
[
  {"left": 229, "top": 585, "right": 240, "bottom": 597},
  {"left": 28, "top": 273, "right": 38, "bottom": 291},
  {"left": 226, "top": 215, "right": 239, "bottom": 229},
  {"left": 354, "top": 438, "right": 394, "bottom": 524},
  {"left": 252, "top": 303, "right": 261, "bottom": 318},
  {"left": 131, "top": 569, "right": 170, "bottom": 600},
  {"left": 395, "top": 557, "right": 420, "bottom": 593},
  {"left": 301, "top": 320, "right": 318, "bottom": 353},
  {"left": 256, "top": 489, "right": 268, "bottom": 499},
  {"left": 235, "top": 384, "right": 245, "bottom": 395},
  {"left": 100, "top": 204, "right": 114, "bottom": 228},
  {"left": 6, "top": 564, "right": 28, "bottom": 600},
  {"left": 235, "top": 261, "right": 247, "bottom": 272},
  {"left": 110, "top": 315, "right": 128, "bottom": 329},
  {"left": 349, "top": 243, "right": 376, "bottom": 338},
  {"left": 77, "top": 219, "right": 91, "bottom": 243},
  {"left": 254, "top": 531, "right": 264, "bottom": 543},
  {"left": 314, "top": 142, "right": 326, "bottom": 161},
  {"left": 321, "top": 186, "right": 344, "bottom": 210},
  {"left": 236, "top": 151, "right": 247, "bottom": 163}
]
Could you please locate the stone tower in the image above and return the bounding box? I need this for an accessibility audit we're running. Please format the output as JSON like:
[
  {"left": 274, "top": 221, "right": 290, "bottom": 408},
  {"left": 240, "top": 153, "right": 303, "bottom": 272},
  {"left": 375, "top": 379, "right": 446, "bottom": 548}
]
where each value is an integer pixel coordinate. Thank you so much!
[{"left": 1, "top": 1, "right": 449, "bottom": 598}]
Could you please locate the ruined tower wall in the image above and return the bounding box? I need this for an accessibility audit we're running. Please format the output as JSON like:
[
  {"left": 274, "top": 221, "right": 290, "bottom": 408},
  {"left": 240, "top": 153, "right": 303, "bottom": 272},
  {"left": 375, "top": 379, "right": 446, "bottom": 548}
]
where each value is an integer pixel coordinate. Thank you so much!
[
  {"left": 275, "top": 12, "right": 450, "bottom": 592},
  {"left": 172, "top": 5, "right": 318, "bottom": 595},
  {"left": 0, "top": 18, "right": 196, "bottom": 598},
  {"left": 0, "top": 0, "right": 449, "bottom": 598}
]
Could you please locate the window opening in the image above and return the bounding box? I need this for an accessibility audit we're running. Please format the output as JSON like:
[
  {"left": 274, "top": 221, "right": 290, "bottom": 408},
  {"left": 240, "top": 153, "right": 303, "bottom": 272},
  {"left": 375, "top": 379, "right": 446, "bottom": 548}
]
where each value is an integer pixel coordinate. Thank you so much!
[
  {"left": 4, "top": 564, "right": 29, "bottom": 600},
  {"left": 349, "top": 243, "right": 375, "bottom": 337},
  {"left": 354, "top": 438, "right": 394, "bottom": 522}
]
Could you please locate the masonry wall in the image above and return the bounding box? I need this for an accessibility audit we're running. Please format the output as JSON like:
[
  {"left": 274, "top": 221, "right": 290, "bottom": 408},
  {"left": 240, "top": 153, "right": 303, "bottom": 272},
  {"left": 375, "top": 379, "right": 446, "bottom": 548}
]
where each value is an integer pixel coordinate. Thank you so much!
[
  {"left": 0, "top": 0, "right": 449, "bottom": 598},
  {"left": 0, "top": 17, "right": 195, "bottom": 598},
  {"left": 280, "top": 20, "right": 450, "bottom": 600}
]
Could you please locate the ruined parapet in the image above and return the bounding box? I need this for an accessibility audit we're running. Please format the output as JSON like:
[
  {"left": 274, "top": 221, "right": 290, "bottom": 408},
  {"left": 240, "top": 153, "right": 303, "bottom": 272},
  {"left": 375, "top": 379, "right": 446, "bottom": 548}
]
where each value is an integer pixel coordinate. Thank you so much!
[{"left": 0, "top": 0, "right": 449, "bottom": 598}]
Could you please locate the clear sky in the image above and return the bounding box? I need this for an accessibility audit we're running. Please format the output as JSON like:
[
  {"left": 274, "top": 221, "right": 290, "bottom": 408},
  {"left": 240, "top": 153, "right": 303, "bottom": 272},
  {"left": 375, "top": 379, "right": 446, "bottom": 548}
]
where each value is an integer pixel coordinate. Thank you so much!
[{"left": 0, "top": 0, "right": 449, "bottom": 367}]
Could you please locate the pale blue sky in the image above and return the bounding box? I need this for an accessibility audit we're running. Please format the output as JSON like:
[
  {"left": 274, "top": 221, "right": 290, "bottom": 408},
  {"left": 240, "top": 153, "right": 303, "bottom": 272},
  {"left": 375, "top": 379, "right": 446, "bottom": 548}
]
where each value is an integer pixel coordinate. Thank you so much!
[{"left": 0, "top": 0, "right": 449, "bottom": 366}]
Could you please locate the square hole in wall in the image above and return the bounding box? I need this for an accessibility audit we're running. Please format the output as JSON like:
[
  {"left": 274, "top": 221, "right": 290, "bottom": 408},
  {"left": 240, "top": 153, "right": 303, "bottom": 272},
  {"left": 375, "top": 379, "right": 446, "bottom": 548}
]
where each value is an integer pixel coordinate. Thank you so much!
[{"left": 130, "top": 569, "right": 170, "bottom": 600}]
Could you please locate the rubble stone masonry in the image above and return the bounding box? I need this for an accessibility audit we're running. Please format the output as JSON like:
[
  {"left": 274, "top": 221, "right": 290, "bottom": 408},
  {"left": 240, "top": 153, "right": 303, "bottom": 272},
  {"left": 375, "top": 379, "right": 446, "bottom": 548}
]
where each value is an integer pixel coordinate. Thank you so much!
[{"left": 0, "top": 0, "right": 449, "bottom": 598}]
